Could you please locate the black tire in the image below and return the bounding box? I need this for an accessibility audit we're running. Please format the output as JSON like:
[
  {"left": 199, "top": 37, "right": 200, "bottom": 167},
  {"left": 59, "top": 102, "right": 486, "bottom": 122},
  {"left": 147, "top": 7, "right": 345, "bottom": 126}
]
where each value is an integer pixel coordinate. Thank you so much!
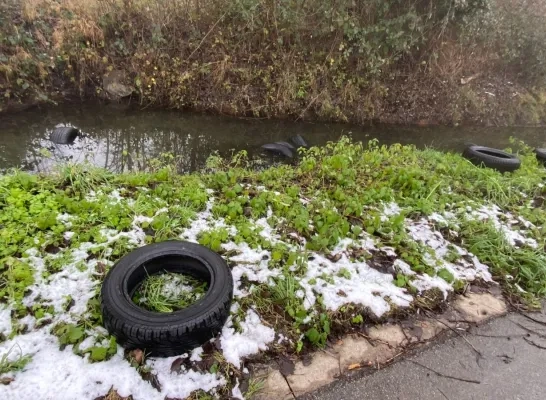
[
  {"left": 100, "top": 241, "right": 233, "bottom": 357},
  {"left": 535, "top": 148, "right": 546, "bottom": 166},
  {"left": 50, "top": 126, "right": 79, "bottom": 144},
  {"left": 462, "top": 145, "right": 521, "bottom": 173},
  {"left": 261, "top": 143, "right": 294, "bottom": 158},
  {"left": 290, "top": 134, "right": 308, "bottom": 148},
  {"left": 275, "top": 141, "right": 295, "bottom": 149}
]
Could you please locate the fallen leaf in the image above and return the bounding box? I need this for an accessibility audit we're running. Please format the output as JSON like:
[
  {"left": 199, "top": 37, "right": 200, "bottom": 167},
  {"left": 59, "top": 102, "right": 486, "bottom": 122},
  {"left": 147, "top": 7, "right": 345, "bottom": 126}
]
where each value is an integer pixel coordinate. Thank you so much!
[
  {"left": 348, "top": 363, "right": 361, "bottom": 370},
  {"left": 1, "top": 377, "right": 14, "bottom": 385}
]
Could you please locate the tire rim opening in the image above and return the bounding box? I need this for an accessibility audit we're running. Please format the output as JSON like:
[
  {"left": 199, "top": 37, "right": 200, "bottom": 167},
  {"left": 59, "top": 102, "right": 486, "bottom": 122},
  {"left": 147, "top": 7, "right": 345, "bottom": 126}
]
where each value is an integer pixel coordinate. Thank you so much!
[
  {"left": 132, "top": 271, "right": 209, "bottom": 313},
  {"left": 476, "top": 149, "right": 513, "bottom": 159}
]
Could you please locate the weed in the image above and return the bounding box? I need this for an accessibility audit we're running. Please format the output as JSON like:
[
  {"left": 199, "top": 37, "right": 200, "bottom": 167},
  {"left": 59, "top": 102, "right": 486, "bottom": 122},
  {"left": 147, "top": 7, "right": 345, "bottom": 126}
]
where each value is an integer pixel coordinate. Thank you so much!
[
  {"left": 133, "top": 272, "right": 208, "bottom": 313},
  {"left": 0, "top": 346, "right": 32, "bottom": 375}
]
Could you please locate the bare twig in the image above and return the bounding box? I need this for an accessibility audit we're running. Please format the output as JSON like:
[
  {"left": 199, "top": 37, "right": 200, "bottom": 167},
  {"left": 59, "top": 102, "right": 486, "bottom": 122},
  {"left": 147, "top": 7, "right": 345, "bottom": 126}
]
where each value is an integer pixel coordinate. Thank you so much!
[
  {"left": 437, "top": 387, "right": 451, "bottom": 400},
  {"left": 424, "top": 311, "right": 482, "bottom": 358},
  {"left": 519, "top": 312, "right": 546, "bottom": 327},
  {"left": 408, "top": 360, "right": 481, "bottom": 384},
  {"left": 523, "top": 337, "right": 546, "bottom": 350},
  {"left": 278, "top": 364, "right": 297, "bottom": 399},
  {"left": 186, "top": 10, "right": 228, "bottom": 62},
  {"left": 508, "top": 318, "right": 546, "bottom": 339},
  {"left": 357, "top": 332, "right": 392, "bottom": 348}
]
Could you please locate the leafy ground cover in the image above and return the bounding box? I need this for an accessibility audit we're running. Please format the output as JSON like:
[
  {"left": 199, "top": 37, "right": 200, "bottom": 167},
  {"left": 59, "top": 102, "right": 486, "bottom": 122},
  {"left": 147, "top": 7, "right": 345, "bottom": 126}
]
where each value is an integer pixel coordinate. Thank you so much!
[{"left": 0, "top": 138, "right": 545, "bottom": 399}]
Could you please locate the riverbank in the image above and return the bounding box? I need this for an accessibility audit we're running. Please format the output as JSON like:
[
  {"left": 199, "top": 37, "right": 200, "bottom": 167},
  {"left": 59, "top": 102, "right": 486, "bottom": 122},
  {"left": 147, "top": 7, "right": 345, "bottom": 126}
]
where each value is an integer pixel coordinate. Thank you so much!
[
  {"left": 1, "top": 139, "right": 546, "bottom": 398},
  {"left": 1, "top": 0, "right": 546, "bottom": 125}
]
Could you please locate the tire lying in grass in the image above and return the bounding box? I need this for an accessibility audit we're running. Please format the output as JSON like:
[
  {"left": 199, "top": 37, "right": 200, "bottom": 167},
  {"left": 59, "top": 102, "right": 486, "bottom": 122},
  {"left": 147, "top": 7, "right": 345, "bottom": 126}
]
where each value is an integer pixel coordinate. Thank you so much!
[
  {"left": 100, "top": 240, "right": 233, "bottom": 357},
  {"left": 534, "top": 148, "right": 546, "bottom": 166},
  {"left": 462, "top": 145, "right": 521, "bottom": 173},
  {"left": 50, "top": 126, "right": 79, "bottom": 144}
]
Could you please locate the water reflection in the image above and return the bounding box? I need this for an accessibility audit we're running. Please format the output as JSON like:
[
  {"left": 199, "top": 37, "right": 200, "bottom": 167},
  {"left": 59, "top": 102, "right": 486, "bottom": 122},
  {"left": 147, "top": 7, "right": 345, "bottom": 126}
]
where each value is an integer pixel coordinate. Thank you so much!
[{"left": 1, "top": 103, "right": 545, "bottom": 173}]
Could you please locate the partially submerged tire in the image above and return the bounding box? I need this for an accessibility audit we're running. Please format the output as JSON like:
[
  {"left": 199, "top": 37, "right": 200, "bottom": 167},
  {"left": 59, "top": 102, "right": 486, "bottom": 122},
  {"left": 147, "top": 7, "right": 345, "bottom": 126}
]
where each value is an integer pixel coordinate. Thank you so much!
[
  {"left": 50, "top": 126, "right": 79, "bottom": 144},
  {"left": 275, "top": 141, "right": 295, "bottom": 149},
  {"left": 100, "top": 241, "right": 233, "bottom": 357},
  {"left": 462, "top": 145, "right": 521, "bottom": 173},
  {"left": 290, "top": 134, "right": 308, "bottom": 148},
  {"left": 535, "top": 148, "right": 546, "bottom": 166},
  {"left": 261, "top": 142, "right": 294, "bottom": 158}
]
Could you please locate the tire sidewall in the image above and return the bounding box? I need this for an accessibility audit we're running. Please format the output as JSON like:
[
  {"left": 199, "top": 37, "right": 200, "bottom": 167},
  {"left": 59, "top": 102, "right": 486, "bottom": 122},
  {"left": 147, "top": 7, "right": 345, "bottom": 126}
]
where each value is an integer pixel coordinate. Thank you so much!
[
  {"left": 463, "top": 145, "right": 521, "bottom": 172},
  {"left": 101, "top": 241, "right": 233, "bottom": 331}
]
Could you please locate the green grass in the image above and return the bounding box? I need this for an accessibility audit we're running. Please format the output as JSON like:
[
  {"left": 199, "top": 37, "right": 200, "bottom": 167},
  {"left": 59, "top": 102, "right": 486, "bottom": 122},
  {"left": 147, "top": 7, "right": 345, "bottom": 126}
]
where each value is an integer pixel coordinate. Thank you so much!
[
  {"left": 133, "top": 272, "right": 208, "bottom": 313},
  {"left": 0, "top": 346, "right": 32, "bottom": 375},
  {"left": 2, "top": 137, "right": 546, "bottom": 360}
]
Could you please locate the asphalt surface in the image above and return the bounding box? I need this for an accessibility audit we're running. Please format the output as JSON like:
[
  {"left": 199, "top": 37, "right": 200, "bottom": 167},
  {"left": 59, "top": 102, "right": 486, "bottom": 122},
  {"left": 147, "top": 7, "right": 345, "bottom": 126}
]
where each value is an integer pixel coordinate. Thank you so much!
[{"left": 308, "top": 312, "right": 546, "bottom": 400}]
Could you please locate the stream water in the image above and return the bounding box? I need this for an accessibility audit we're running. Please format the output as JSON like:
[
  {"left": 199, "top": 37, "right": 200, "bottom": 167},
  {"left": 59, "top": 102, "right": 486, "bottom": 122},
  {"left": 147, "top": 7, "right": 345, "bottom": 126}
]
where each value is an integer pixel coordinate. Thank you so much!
[{"left": 1, "top": 104, "right": 545, "bottom": 173}]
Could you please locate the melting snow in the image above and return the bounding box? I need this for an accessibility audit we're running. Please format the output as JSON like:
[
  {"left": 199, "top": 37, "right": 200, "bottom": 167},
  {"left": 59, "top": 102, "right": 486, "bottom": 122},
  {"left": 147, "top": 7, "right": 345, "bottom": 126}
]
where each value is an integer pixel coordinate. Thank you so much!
[
  {"left": 408, "top": 219, "right": 492, "bottom": 284},
  {"left": 470, "top": 205, "right": 537, "bottom": 248},
  {"left": 0, "top": 306, "right": 12, "bottom": 338},
  {"left": 300, "top": 251, "right": 413, "bottom": 316},
  {"left": 0, "top": 332, "right": 224, "bottom": 400},
  {"left": 380, "top": 202, "right": 402, "bottom": 221},
  {"left": 220, "top": 309, "right": 275, "bottom": 367}
]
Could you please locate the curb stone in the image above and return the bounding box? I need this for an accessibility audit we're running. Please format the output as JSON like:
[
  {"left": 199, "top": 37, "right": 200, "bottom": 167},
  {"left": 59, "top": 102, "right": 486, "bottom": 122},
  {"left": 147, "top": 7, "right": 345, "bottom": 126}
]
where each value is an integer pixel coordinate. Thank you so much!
[{"left": 252, "top": 291, "right": 507, "bottom": 399}]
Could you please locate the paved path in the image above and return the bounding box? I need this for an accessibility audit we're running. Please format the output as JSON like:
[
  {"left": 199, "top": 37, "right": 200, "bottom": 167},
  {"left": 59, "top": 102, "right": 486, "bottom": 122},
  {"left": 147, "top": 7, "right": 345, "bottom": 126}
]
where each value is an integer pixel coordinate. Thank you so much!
[{"left": 309, "top": 312, "right": 546, "bottom": 400}]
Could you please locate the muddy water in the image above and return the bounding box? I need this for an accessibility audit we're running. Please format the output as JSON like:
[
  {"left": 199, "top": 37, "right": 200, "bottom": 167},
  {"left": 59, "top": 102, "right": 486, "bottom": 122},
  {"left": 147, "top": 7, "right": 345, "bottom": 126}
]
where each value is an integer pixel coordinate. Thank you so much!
[{"left": 1, "top": 104, "right": 545, "bottom": 173}]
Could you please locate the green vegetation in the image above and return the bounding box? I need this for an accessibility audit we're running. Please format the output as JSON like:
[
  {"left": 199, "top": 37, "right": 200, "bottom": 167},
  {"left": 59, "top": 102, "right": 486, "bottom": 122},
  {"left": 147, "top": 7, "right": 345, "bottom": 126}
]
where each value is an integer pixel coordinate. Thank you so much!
[
  {"left": 1, "top": 0, "right": 545, "bottom": 124},
  {"left": 1, "top": 137, "right": 546, "bottom": 397},
  {"left": 0, "top": 346, "right": 31, "bottom": 374},
  {"left": 133, "top": 272, "right": 208, "bottom": 313},
  {"left": 1, "top": 138, "right": 546, "bottom": 367}
]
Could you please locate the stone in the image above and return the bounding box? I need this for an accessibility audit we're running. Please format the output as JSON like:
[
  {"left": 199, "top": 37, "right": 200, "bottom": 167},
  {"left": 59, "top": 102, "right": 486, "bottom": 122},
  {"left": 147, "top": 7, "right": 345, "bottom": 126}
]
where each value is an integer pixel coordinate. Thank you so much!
[
  {"left": 453, "top": 293, "right": 507, "bottom": 323},
  {"left": 286, "top": 352, "right": 339, "bottom": 396},
  {"left": 103, "top": 70, "right": 133, "bottom": 99},
  {"left": 335, "top": 335, "right": 397, "bottom": 370},
  {"left": 368, "top": 324, "right": 406, "bottom": 346},
  {"left": 253, "top": 368, "right": 293, "bottom": 400},
  {"left": 402, "top": 319, "right": 445, "bottom": 343}
]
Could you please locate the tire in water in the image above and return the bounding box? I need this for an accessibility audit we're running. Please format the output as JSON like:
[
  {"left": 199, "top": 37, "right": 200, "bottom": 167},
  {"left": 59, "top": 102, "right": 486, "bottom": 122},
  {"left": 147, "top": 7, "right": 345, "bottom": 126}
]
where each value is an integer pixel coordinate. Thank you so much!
[{"left": 50, "top": 126, "right": 79, "bottom": 144}]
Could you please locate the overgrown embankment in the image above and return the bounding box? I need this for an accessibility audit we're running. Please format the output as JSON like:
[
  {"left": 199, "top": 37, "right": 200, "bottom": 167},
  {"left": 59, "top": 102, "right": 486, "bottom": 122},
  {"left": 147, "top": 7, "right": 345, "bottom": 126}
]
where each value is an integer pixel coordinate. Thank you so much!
[
  {"left": 1, "top": 0, "right": 546, "bottom": 125},
  {"left": 1, "top": 139, "right": 546, "bottom": 399}
]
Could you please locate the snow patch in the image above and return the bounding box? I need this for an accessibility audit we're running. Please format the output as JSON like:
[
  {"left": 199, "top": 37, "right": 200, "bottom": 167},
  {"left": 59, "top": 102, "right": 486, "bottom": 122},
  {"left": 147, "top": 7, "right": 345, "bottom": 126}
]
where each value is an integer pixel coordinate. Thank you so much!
[
  {"left": 470, "top": 205, "right": 537, "bottom": 248},
  {"left": 220, "top": 309, "right": 275, "bottom": 367},
  {"left": 300, "top": 250, "right": 413, "bottom": 316},
  {"left": 408, "top": 219, "right": 492, "bottom": 287},
  {"left": 380, "top": 202, "right": 402, "bottom": 221},
  {"left": 0, "top": 306, "right": 12, "bottom": 338},
  {"left": 0, "top": 333, "right": 224, "bottom": 400}
]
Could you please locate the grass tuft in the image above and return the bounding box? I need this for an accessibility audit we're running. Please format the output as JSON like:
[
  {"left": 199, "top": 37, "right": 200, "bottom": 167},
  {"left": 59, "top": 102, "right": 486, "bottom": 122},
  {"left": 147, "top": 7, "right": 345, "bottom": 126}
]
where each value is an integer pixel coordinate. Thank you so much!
[
  {"left": 133, "top": 272, "right": 208, "bottom": 313},
  {"left": 0, "top": 346, "right": 32, "bottom": 375}
]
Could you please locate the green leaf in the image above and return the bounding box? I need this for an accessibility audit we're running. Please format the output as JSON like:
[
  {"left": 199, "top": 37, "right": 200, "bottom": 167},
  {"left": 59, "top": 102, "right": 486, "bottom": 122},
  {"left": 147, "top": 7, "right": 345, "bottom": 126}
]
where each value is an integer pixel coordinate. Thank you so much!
[
  {"left": 272, "top": 250, "right": 283, "bottom": 261},
  {"left": 351, "top": 314, "right": 364, "bottom": 324},
  {"left": 305, "top": 328, "right": 320, "bottom": 344},
  {"left": 437, "top": 268, "right": 454, "bottom": 283},
  {"left": 89, "top": 347, "right": 108, "bottom": 361},
  {"left": 68, "top": 326, "right": 84, "bottom": 343}
]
